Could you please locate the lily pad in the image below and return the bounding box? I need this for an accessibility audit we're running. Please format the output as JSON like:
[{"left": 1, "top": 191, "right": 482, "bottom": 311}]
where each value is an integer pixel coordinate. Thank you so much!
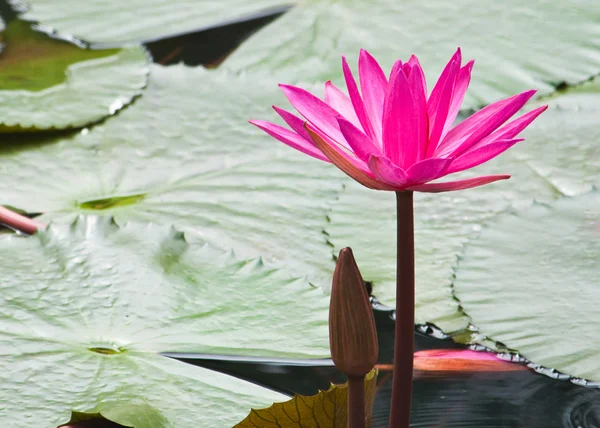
[
  {"left": 225, "top": 0, "right": 600, "bottom": 109},
  {"left": 0, "top": 216, "right": 331, "bottom": 427},
  {"left": 324, "top": 79, "right": 600, "bottom": 332},
  {"left": 13, "top": 0, "right": 289, "bottom": 44},
  {"left": 452, "top": 191, "right": 600, "bottom": 380},
  {"left": 0, "top": 64, "right": 343, "bottom": 286},
  {"left": 0, "top": 20, "right": 149, "bottom": 131}
]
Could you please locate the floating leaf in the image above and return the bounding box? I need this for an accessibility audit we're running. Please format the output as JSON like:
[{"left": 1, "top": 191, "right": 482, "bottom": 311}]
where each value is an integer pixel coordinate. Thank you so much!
[
  {"left": 453, "top": 191, "right": 600, "bottom": 380},
  {"left": 225, "top": 0, "right": 600, "bottom": 109},
  {"left": 324, "top": 79, "right": 600, "bottom": 332},
  {"left": 236, "top": 368, "right": 378, "bottom": 427},
  {"left": 0, "top": 20, "right": 149, "bottom": 131},
  {"left": 13, "top": 0, "right": 288, "bottom": 44},
  {"left": 0, "top": 64, "right": 342, "bottom": 285},
  {"left": 0, "top": 216, "right": 331, "bottom": 427}
]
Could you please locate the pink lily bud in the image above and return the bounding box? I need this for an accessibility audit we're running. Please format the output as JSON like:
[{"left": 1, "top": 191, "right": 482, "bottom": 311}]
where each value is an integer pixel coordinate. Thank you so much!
[{"left": 329, "top": 247, "right": 379, "bottom": 377}]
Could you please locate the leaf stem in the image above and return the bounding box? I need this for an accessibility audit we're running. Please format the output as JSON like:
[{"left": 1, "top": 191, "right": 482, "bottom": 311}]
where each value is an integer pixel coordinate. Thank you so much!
[
  {"left": 347, "top": 375, "right": 366, "bottom": 428},
  {"left": 0, "top": 206, "right": 44, "bottom": 235},
  {"left": 389, "top": 191, "right": 415, "bottom": 428}
]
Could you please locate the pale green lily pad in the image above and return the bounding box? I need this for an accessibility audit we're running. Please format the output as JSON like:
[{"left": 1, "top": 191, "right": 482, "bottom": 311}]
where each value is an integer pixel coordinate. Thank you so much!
[
  {"left": 13, "top": 0, "right": 288, "bottom": 44},
  {"left": 0, "top": 64, "right": 343, "bottom": 286},
  {"left": 225, "top": 0, "right": 600, "bottom": 109},
  {"left": 325, "top": 79, "right": 600, "bottom": 332},
  {"left": 452, "top": 191, "right": 600, "bottom": 380},
  {"left": 0, "top": 216, "right": 331, "bottom": 427},
  {"left": 0, "top": 20, "right": 149, "bottom": 131}
]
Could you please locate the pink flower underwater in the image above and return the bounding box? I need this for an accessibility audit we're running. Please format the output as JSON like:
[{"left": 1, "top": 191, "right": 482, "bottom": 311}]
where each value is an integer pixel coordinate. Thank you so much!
[{"left": 250, "top": 48, "right": 547, "bottom": 192}]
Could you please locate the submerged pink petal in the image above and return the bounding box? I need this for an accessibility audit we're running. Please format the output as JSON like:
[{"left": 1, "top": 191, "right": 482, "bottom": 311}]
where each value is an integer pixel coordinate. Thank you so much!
[
  {"left": 447, "top": 138, "right": 523, "bottom": 174},
  {"left": 406, "top": 157, "right": 453, "bottom": 183},
  {"left": 426, "top": 59, "right": 458, "bottom": 158},
  {"left": 279, "top": 84, "right": 348, "bottom": 147},
  {"left": 358, "top": 49, "right": 387, "bottom": 146},
  {"left": 324, "top": 81, "right": 362, "bottom": 128},
  {"left": 442, "top": 60, "right": 474, "bottom": 138},
  {"left": 367, "top": 155, "right": 410, "bottom": 187},
  {"left": 337, "top": 117, "right": 383, "bottom": 162},
  {"left": 273, "top": 106, "right": 313, "bottom": 142},
  {"left": 409, "top": 60, "right": 428, "bottom": 161},
  {"left": 443, "top": 89, "right": 537, "bottom": 157},
  {"left": 383, "top": 68, "right": 416, "bottom": 167},
  {"left": 342, "top": 56, "right": 376, "bottom": 141},
  {"left": 306, "top": 125, "right": 394, "bottom": 190},
  {"left": 407, "top": 175, "right": 510, "bottom": 192},
  {"left": 250, "top": 120, "right": 329, "bottom": 162}
]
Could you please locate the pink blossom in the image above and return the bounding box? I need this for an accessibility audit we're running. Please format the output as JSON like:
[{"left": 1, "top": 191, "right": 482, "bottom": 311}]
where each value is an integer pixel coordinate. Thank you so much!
[{"left": 251, "top": 48, "right": 547, "bottom": 192}]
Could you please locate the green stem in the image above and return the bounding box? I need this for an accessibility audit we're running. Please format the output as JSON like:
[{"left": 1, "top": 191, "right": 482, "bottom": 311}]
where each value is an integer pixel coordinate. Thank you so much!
[
  {"left": 389, "top": 191, "right": 415, "bottom": 428},
  {"left": 0, "top": 206, "right": 44, "bottom": 235},
  {"left": 347, "top": 375, "right": 365, "bottom": 428}
]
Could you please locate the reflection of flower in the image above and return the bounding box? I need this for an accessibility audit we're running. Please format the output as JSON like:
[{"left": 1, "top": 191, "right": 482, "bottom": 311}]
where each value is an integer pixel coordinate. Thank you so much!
[{"left": 251, "top": 48, "right": 547, "bottom": 192}]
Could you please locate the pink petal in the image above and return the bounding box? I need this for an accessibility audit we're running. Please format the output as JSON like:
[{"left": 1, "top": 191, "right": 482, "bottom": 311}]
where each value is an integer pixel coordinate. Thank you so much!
[
  {"left": 447, "top": 138, "right": 523, "bottom": 174},
  {"left": 436, "top": 91, "right": 527, "bottom": 156},
  {"left": 306, "top": 125, "right": 394, "bottom": 191},
  {"left": 358, "top": 49, "right": 387, "bottom": 146},
  {"left": 444, "top": 89, "right": 537, "bottom": 158},
  {"left": 407, "top": 55, "right": 427, "bottom": 96},
  {"left": 337, "top": 117, "right": 383, "bottom": 162},
  {"left": 428, "top": 48, "right": 462, "bottom": 118},
  {"left": 426, "top": 60, "right": 458, "bottom": 158},
  {"left": 250, "top": 120, "right": 329, "bottom": 162},
  {"left": 389, "top": 59, "right": 404, "bottom": 81},
  {"left": 407, "top": 175, "right": 510, "bottom": 192},
  {"left": 409, "top": 60, "right": 428, "bottom": 161},
  {"left": 324, "top": 81, "right": 362, "bottom": 129},
  {"left": 273, "top": 106, "right": 313, "bottom": 142},
  {"left": 406, "top": 157, "right": 453, "bottom": 183},
  {"left": 279, "top": 84, "right": 348, "bottom": 148},
  {"left": 442, "top": 60, "right": 474, "bottom": 138},
  {"left": 382, "top": 68, "right": 417, "bottom": 168},
  {"left": 367, "top": 155, "right": 410, "bottom": 187},
  {"left": 341, "top": 56, "right": 376, "bottom": 141},
  {"left": 475, "top": 105, "right": 548, "bottom": 148}
]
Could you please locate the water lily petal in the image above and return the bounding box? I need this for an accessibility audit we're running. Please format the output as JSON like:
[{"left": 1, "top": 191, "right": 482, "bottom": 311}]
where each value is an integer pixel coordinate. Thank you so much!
[
  {"left": 447, "top": 138, "right": 524, "bottom": 174},
  {"left": 442, "top": 60, "right": 474, "bottom": 138},
  {"left": 382, "top": 68, "right": 416, "bottom": 168},
  {"left": 407, "top": 55, "right": 427, "bottom": 97},
  {"left": 428, "top": 48, "right": 461, "bottom": 119},
  {"left": 306, "top": 125, "right": 393, "bottom": 190},
  {"left": 250, "top": 120, "right": 329, "bottom": 162},
  {"left": 407, "top": 175, "right": 510, "bottom": 192},
  {"left": 358, "top": 49, "right": 387, "bottom": 146},
  {"left": 406, "top": 157, "right": 453, "bottom": 183},
  {"left": 337, "top": 117, "right": 383, "bottom": 162},
  {"left": 409, "top": 59, "right": 428, "bottom": 162},
  {"left": 444, "top": 89, "right": 537, "bottom": 157},
  {"left": 426, "top": 60, "right": 458, "bottom": 158},
  {"left": 279, "top": 84, "right": 348, "bottom": 147},
  {"left": 367, "top": 155, "right": 410, "bottom": 187},
  {"left": 273, "top": 106, "right": 313, "bottom": 142},
  {"left": 474, "top": 105, "right": 548, "bottom": 149},
  {"left": 342, "top": 55, "right": 376, "bottom": 141},
  {"left": 389, "top": 59, "right": 404, "bottom": 81},
  {"left": 324, "top": 81, "right": 362, "bottom": 129}
]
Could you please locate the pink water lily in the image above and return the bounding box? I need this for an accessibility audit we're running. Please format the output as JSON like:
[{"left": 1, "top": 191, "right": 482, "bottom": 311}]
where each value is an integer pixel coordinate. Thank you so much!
[{"left": 251, "top": 48, "right": 547, "bottom": 192}]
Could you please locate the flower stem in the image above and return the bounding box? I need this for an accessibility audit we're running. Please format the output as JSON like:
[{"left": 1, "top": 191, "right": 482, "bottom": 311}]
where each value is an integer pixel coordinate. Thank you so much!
[
  {"left": 389, "top": 191, "right": 415, "bottom": 428},
  {"left": 347, "top": 375, "right": 365, "bottom": 428},
  {"left": 0, "top": 206, "right": 44, "bottom": 235}
]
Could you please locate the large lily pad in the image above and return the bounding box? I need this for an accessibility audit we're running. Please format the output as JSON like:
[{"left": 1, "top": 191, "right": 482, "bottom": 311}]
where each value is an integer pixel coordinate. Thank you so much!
[
  {"left": 324, "top": 79, "right": 600, "bottom": 332},
  {"left": 0, "top": 20, "right": 149, "bottom": 131},
  {"left": 13, "top": 0, "right": 288, "bottom": 44},
  {"left": 225, "top": 0, "right": 600, "bottom": 109},
  {"left": 452, "top": 191, "right": 600, "bottom": 380},
  {"left": 0, "top": 64, "right": 343, "bottom": 286},
  {"left": 0, "top": 216, "right": 331, "bottom": 427}
]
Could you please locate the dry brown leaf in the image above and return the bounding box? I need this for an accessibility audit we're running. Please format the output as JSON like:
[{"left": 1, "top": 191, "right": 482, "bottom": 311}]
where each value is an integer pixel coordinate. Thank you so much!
[{"left": 235, "top": 368, "right": 378, "bottom": 428}]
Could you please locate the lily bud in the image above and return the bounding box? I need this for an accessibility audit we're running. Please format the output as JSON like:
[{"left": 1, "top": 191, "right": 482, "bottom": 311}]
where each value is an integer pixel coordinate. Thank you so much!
[{"left": 329, "top": 247, "right": 379, "bottom": 377}]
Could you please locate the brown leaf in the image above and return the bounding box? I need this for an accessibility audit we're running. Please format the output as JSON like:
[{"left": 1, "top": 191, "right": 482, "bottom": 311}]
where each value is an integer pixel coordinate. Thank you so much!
[{"left": 235, "top": 368, "right": 378, "bottom": 428}]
